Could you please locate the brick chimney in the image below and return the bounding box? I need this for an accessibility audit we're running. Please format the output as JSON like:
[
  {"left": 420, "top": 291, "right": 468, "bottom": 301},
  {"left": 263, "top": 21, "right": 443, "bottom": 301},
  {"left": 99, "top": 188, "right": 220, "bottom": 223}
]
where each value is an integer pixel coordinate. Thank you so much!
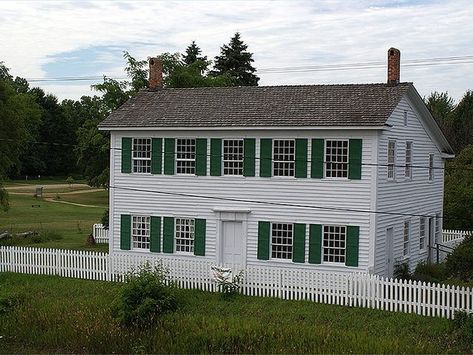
[
  {"left": 387, "top": 48, "right": 400, "bottom": 86},
  {"left": 148, "top": 57, "right": 163, "bottom": 89}
]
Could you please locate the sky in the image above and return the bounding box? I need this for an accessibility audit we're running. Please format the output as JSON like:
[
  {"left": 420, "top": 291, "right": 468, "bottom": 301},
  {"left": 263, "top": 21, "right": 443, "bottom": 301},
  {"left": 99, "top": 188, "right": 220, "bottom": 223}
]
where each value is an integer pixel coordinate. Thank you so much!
[{"left": 1, "top": 0, "right": 472, "bottom": 102}]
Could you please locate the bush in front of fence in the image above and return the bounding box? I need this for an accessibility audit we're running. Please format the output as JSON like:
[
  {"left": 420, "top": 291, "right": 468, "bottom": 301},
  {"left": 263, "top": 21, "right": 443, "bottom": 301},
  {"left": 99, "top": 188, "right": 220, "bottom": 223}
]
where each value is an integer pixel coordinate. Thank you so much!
[
  {"left": 412, "top": 262, "right": 447, "bottom": 284},
  {"left": 446, "top": 235, "right": 473, "bottom": 281},
  {"left": 112, "top": 262, "right": 178, "bottom": 327},
  {"left": 452, "top": 311, "right": 473, "bottom": 346}
]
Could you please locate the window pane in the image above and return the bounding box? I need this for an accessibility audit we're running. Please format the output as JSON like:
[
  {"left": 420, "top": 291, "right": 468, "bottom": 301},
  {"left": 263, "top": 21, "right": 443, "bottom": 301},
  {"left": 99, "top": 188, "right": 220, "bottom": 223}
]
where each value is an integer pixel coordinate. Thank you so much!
[
  {"left": 323, "top": 225, "right": 346, "bottom": 263},
  {"left": 132, "top": 138, "right": 151, "bottom": 173},
  {"left": 325, "top": 140, "right": 348, "bottom": 178},
  {"left": 132, "top": 215, "right": 150, "bottom": 249},
  {"left": 176, "top": 139, "right": 196, "bottom": 174},
  {"left": 175, "top": 218, "right": 195, "bottom": 253},
  {"left": 273, "top": 140, "right": 295, "bottom": 177},
  {"left": 223, "top": 139, "right": 243, "bottom": 175},
  {"left": 388, "top": 140, "right": 396, "bottom": 180},
  {"left": 271, "top": 223, "right": 293, "bottom": 259}
]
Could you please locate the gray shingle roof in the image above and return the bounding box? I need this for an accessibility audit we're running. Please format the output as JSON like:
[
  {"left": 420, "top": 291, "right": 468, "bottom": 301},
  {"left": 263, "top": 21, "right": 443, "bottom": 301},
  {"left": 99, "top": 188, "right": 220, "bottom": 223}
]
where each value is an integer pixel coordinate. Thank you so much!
[{"left": 98, "top": 83, "right": 412, "bottom": 128}]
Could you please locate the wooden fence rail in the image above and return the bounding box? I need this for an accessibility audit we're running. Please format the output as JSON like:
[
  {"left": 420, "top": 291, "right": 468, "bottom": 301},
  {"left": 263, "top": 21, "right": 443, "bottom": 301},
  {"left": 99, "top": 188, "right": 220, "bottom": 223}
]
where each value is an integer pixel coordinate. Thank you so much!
[{"left": 1, "top": 246, "right": 472, "bottom": 319}]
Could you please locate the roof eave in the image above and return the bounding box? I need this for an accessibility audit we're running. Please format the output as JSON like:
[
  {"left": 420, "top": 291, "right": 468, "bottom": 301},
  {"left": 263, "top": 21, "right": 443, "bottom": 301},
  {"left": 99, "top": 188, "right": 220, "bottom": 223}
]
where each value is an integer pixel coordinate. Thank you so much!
[{"left": 98, "top": 125, "right": 388, "bottom": 132}]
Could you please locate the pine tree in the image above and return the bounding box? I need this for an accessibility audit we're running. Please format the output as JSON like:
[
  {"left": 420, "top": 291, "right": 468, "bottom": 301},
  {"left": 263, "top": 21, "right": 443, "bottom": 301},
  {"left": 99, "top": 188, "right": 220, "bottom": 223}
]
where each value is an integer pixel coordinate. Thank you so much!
[
  {"left": 183, "top": 41, "right": 207, "bottom": 65},
  {"left": 212, "top": 32, "right": 259, "bottom": 86}
]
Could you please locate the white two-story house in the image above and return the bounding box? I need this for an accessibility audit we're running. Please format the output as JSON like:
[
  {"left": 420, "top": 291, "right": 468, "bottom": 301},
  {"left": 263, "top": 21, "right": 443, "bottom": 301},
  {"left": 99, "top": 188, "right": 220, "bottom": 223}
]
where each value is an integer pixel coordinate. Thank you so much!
[{"left": 99, "top": 48, "right": 453, "bottom": 277}]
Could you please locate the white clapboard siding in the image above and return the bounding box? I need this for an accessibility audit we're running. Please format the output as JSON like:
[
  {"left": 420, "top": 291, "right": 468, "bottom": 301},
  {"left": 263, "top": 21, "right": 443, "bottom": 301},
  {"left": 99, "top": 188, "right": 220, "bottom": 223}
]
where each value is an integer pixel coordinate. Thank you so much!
[
  {"left": 92, "top": 224, "right": 109, "bottom": 244},
  {"left": 1, "top": 246, "right": 472, "bottom": 319}
]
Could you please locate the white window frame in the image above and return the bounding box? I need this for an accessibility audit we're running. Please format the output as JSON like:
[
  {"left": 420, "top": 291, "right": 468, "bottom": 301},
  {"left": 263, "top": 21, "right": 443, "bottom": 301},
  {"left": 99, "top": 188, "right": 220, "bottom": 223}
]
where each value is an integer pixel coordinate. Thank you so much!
[
  {"left": 132, "top": 138, "right": 152, "bottom": 174},
  {"left": 403, "top": 220, "right": 410, "bottom": 257},
  {"left": 387, "top": 140, "right": 396, "bottom": 181},
  {"left": 270, "top": 222, "right": 293, "bottom": 260},
  {"left": 272, "top": 139, "right": 295, "bottom": 177},
  {"left": 405, "top": 141, "right": 412, "bottom": 179},
  {"left": 428, "top": 153, "right": 434, "bottom": 181},
  {"left": 324, "top": 139, "right": 349, "bottom": 179},
  {"left": 175, "top": 217, "right": 195, "bottom": 254},
  {"left": 419, "top": 217, "right": 426, "bottom": 251},
  {"left": 223, "top": 139, "right": 244, "bottom": 176},
  {"left": 132, "top": 215, "right": 150, "bottom": 250},
  {"left": 176, "top": 138, "right": 196, "bottom": 175},
  {"left": 322, "top": 225, "right": 347, "bottom": 264}
]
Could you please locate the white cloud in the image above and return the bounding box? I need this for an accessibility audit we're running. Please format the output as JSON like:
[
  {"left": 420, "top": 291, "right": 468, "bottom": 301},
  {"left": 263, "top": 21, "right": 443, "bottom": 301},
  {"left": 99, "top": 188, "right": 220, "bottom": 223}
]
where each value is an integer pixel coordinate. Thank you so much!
[{"left": 1, "top": 0, "right": 472, "bottom": 101}]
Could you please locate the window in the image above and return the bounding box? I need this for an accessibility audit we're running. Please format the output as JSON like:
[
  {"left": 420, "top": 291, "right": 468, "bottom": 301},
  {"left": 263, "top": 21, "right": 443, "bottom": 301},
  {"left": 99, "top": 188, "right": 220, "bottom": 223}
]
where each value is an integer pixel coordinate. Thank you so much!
[
  {"left": 419, "top": 217, "right": 426, "bottom": 250},
  {"left": 175, "top": 218, "right": 194, "bottom": 253},
  {"left": 405, "top": 141, "right": 412, "bottom": 179},
  {"left": 223, "top": 139, "right": 244, "bottom": 175},
  {"left": 132, "top": 216, "right": 150, "bottom": 249},
  {"left": 325, "top": 140, "right": 348, "bottom": 178},
  {"left": 323, "top": 225, "right": 346, "bottom": 263},
  {"left": 273, "top": 140, "right": 295, "bottom": 177},
  {"left": 435, "top": 213, "right": 441, "bottom": 244},
  {"left": 403, "top": 111, "right": 408, "bottom": 126},
  {"left": 387, "top": 140, "right": 396, "bottom": 180},
  {"left": 428, "top": 154, "right": 434, "bottom": 181},
  {"left": 176, "top": 139, "right": 196, "bottom": 174},
  {"left": 403, "top": 220, "right": 410, "bottom": 256},
  {"left": 271, "top": 222, "right": 293, "bottom": 259},
  {"left": 132, "top": 138, "right": 151, "bottom": 173}
]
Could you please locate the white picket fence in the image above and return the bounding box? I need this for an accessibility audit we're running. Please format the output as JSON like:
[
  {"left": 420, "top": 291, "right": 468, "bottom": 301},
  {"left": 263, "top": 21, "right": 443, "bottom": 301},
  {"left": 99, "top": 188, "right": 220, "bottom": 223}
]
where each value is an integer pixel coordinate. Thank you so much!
[
  {"left": 1, "top": 246, "right": 472, "bottom": 319},
  {"left": 442, "top": 229, "right": 471, "bottom": 243},
  {"left": 92, "top": 224, "right": 109, "bottom": 244}
]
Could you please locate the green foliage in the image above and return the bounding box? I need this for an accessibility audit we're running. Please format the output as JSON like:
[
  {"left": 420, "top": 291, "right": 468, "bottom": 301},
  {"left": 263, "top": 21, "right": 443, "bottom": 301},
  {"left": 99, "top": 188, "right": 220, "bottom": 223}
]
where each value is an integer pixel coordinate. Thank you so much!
[
  {"left": 211, "top": 266, "right": 244, "bottom": 298},
  {"left": 452, "top": 311, "right": 473, "bottom": 345},
  {"left": 444, "top": 145, "right": 473, "bottom": 230},
  {"left": 0, "top": 183, "right": 9, "bottom": 211},
  {"left": 212, "top": 32, "right": 259, "bottom": 86},
  {"left": 445, "top": 235, "right": 473, "bottom": 281},
  {"left": 412, "top": 262, "right": 447, "bottom": 283},
  {"left": 101, "top": 208, "right": 109, "bottom": 228},
  {"left": 0, "top": 230, "right": 62, "bottom": 246},
  {"left": 183, "top": 41, "right": 207, "bottom": 66},
  {"left": 394, "top": 261, "right": 411, "bottom": 280},
  {"left": 0, "top": 291, "right": 24, "bottom": 314},
  {"left": 112, "top": 263, "right": 178, "bottom": 327}
]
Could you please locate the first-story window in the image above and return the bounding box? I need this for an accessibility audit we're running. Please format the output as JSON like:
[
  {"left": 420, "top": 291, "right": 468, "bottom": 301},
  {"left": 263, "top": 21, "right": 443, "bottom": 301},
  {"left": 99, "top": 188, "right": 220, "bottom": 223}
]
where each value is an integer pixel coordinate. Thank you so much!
[
  {"left": 405, "top": 141, "right": 412, "bottom": 179},
  {"left": 223, "top": 139, "right": 244, "bottom": 175},
  {"left": 176, "top": 138, "right": 196, "bottom": 174},
  {"left": 388, "top": 140, "right": 396, "bottom": 180},
  {"left": 175, "top": 218, "right": 195, "bottom": 253},
  {"left": 271, "top": 222, "right": 293, "bottom": 259},
  {"left": 403, "top": 220, "right": 410, "bottom": 256},
  {"left": 325, "top": 140, "right": 348, "bottom": 178},
  {"left": 132, "top": 138, "right": 151, "bottom": 173},
  {"left": 419, "top": 217, "right": 426, "bottom": 250},
  {"left": 132, "top": 215, "right": 150, "bottom": 249},
  {"left": 273, "top": 139, "right": 295, "bottom": 177},
  {"left": 323, "top": 225, "right": 346, "bottom": 263},
  {"left": 428, "top": 154, "right": 434, "bottom": 181}
]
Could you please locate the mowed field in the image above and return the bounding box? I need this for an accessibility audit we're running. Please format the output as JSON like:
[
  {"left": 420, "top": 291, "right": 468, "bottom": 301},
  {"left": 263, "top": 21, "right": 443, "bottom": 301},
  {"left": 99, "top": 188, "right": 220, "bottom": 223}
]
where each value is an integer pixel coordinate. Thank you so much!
[
  {"left": 1, "top": 180, "right": 108, "bottom": 251},
  {"left": 0, "top": 272, "right": 470, "bottom": 354}
]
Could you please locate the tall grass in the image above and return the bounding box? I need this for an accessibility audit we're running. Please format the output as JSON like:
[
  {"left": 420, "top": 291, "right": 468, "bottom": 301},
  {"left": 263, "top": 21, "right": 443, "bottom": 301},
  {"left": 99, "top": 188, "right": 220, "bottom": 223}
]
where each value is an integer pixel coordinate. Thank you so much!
[{"left": 0, "top": 273, "right": 468, "bottom": 354}]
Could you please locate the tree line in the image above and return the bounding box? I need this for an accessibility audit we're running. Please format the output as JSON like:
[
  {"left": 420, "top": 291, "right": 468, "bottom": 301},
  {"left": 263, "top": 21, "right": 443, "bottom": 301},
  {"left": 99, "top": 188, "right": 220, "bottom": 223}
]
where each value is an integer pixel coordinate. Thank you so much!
[{"left": 0, "top": 33, "right": 472, "bottom": 229}]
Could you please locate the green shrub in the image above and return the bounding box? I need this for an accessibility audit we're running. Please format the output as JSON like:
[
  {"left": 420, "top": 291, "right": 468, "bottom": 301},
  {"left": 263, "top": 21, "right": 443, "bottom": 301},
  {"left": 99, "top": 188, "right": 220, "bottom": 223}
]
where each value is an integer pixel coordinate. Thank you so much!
[
  {"left": 101, "top": 208, "right": 109, "bottom": 228},
  {"left": 112, "top": 263, "right": 178, "bottom": 327},
  {"left": 446, "top": 236, "right": 473, "bottom": 281},
  {"left": 412, "top": 262, "right": 447, "bottom": 283},
  {"left": 452, "top": 311, "right": 473, "bottom": 346},
  {"left": 0, "top": 292, "right": 24, "bottom": 314},
  {"left": 394, "top": 262, "right": 410, "bottom": 280}
]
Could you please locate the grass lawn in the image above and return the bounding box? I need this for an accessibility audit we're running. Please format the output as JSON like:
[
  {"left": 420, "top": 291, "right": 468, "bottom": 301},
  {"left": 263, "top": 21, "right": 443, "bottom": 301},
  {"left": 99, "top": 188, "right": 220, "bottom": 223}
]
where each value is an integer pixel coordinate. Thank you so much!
[
  {"left": 0, "top": 194, "right": 108, "bottom": 252},
  {"left": 54, "top": 190, "right": 108, "bottom": 207},
  {"left": 0, "top": 273, "right": 468, "bottom": 354}
]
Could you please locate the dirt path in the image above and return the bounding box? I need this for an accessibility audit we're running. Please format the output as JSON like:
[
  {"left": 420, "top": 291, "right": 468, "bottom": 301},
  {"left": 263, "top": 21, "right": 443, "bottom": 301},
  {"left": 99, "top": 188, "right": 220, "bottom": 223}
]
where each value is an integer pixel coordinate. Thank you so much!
[
  {"left": 8, "top": 188, "right": 103, "bottom": 196},
  {"left": 43, "top": 198, "right": 103, "bottom": 208},
  {"left": 5, "top": 183, "right": 91, "bottom": 191}
]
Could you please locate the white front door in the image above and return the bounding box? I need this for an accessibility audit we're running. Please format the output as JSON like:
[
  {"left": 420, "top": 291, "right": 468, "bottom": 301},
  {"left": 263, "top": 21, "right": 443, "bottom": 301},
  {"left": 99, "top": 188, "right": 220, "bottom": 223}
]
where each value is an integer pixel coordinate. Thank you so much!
[
  {"left": 221, "top": 221, "right": 244, "bottom": 266},
  {"left": 385, "top": 227, "right": 394, "bottom": 278}
]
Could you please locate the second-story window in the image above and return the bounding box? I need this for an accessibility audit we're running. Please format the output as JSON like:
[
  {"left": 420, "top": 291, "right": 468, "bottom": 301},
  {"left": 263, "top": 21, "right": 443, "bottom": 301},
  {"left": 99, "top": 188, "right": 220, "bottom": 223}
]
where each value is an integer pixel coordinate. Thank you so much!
[
  {"left": 325, "top": 140, "right": 348, "bottom": 178},
  {"left": 428, "top": 154, "right": 434, "bottom": 181},
  {"left": 405, "top": 141, "right": 412, "bottom": 179},
  {"left": 223, "top": 139, "right": 244, "bottom": 175},
  {"left": 176, "top": 138, "right": 196, "bottom": 174},
  {"left": 387, "top": 140, "right": 396, "bottom": 180},
  {"left": 132, "top": 138, "right": 151, "bottom": 173},
  {"left": 273, "top": 139, "right": 295, "bottom": 177}
]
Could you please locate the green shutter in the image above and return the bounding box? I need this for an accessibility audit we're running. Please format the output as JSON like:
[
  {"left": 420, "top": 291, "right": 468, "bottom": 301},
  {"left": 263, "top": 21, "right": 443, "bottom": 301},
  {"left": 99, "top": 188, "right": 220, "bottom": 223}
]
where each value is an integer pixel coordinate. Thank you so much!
[
  {"left": 349, "top": 139, "right": 362, "bottom": 180},
  {"left": 311, "top": 139, "right": 324, "bottom": 178},
  {"left": 163, "top": 217, "right": 174, "bottom": 253},
  {"left": 292, "top": 223, "right": 306, "bottom": 263},
  {"left": 308, "top": 224, "right": 322, "bottom": 264},
  {"left": 151, "top": 138, "right": 163, "bottom": 174},
  {"left": 210, "top": 139, "right": 222, "bottom": 176},
  {"left": 150, "top": 216, "right": 161, "bottom": 252},
  {"left": 164, "top": 138, "right": 175, "bottom": 175},
  {"left": 257, "top": 221, "right": 270, "bottom": 260},
  {"left": 120, "top": 214, "right": 131, "bottom": 250},
  {"left": 260, "top": 139, "right": 272, "bottom": 177},
  {"left": 194, "top": 218, "right": 206, "bottom": 256},
  {"left": 295, "top": 139, "right": 308, "bottom": 178},
  {"left": 243, "top": 138, "right": 255, "bottom": 177},
  {"left": 196, "top": 138, "right": 207, "bottom": 176},
  {"left": 346, "top": 226, "right": 360, "bottom": 267},
  {"left": 121, "top": 137, "right": 132, "bottom": 173}
]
